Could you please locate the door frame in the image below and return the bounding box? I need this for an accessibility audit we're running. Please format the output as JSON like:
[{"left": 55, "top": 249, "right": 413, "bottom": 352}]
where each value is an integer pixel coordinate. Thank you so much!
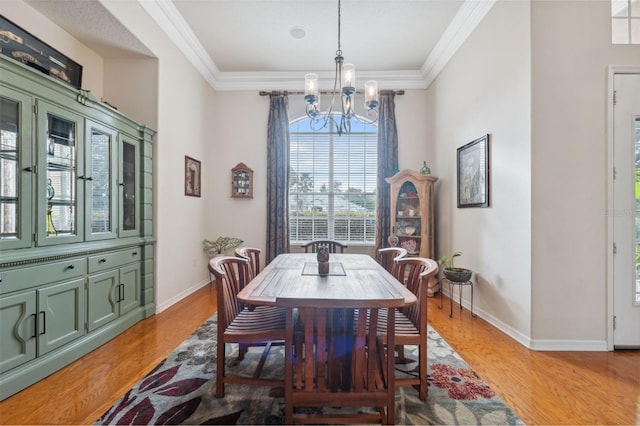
[{"left": 606, "top": 65, "right": 640, "bottom": 350}]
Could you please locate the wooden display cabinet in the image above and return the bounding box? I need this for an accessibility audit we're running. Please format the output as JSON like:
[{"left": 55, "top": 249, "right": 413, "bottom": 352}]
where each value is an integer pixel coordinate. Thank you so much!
[
  {"left": 231, "top": 163, "right": 253, "bottom": 198},
  {"left": 386, "top": 169, "right": 439, "bottom": 296}
]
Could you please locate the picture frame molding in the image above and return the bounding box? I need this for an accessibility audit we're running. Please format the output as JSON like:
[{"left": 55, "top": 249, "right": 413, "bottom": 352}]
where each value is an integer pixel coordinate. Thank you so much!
[
  {"left": 456, "top": 134, "right": 490, "bottom": 208},
  {"left": 185, "top": 155, "right": 201, "bottom": 197}
]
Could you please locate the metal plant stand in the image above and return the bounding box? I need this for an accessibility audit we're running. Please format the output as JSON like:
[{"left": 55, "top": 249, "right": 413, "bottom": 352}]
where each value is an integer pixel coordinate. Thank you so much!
[{"left": 440, "top": 278, "right": 476, "bottom": 318}]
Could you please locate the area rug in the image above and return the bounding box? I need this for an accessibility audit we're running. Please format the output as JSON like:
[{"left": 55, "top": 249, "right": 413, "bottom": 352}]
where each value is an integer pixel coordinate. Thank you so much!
[{"left": 96, "top": 314, "right": 523, "bottom": 425}]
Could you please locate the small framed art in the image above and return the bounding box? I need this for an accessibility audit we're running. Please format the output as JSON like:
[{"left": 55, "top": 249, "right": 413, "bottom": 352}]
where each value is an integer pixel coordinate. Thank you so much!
[
  {"left": 185, "top": 156, "right": 201, "bottom": 197},
  {"left": 457, "top": 134, "right": 489, "bottom": 208}
]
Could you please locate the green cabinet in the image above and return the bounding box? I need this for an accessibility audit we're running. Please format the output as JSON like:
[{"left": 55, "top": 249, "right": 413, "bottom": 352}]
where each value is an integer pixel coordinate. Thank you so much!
[
  {"left": 0, "top": 55, "right": 155, "bottom": 400},
  {"left": 87, "top": 248, "right": 141, "bottom": 331},
  {"left": 0, "top": 276, "right": 86, "bottom": 373}
]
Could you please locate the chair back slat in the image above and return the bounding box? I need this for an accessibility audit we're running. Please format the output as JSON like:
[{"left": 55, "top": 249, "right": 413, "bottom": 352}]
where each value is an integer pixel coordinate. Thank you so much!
[
  {"left": 301, "top": 240, "right": 347, "bottom": 253},
  {"left": 396, "top": 257, "right": 438, "bottom": 327},
  {"left": 235, "top": 247, "right": 261, "bottom": 280},
  {"left": 208, "top": 256, "right": 250, "bottom": 329}
]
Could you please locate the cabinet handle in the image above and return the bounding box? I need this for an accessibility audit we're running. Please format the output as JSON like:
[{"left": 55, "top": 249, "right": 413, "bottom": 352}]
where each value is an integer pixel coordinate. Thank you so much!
[
  {"left": 119, "top": 183, "right": 125, "bottom": 187},
  {"left": 31, "top": 313, "right": 37, "bottom": 338},
  {"left": 86, "top": 176, "right": 93, "bottom": 181},
  {"left": 132, "top": 252, "right": 138, "bottom": 256},
  {"left": 67, "top": 264, "right": 75, "bottom": 270},
  {"left": 39, "top": 311, "right": 46, "bottom": 335},
  {"left": 23, "top": 166, "right": 33, "bottom": 172},
  {"left": 78, "top": 176, "right": 85, "bottom": 180},
  {"left": 99, "top": 258, "right": 107, "bottom": 263},
  {"left": 118, "top": 283, "right": 125, "bottom": 302}
]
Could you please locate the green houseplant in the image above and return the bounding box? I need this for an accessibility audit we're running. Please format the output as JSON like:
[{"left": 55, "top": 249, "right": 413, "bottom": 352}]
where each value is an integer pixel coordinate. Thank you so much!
[
  {"left": 438, "top": 250, "right": 472, "bottom": 282},
  {"left": 203, "top": 236, "right": 244, "bottom": 257}
]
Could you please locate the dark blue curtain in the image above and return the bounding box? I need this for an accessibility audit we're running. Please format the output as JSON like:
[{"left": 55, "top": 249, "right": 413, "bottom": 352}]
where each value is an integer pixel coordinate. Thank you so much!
[
  {"left": 266, "top": 94, "right": 290, "bottom": 263},
  {"left": 375, "top": 92, "right": 399, "bottom": 257}
]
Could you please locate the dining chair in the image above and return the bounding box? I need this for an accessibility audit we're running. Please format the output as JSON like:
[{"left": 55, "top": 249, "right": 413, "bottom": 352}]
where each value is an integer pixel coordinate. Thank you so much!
[
  {"left": 300, "top": 239, "right": 347, "bottom": 253},
  {"left": 279, "top": 297, "right": 397, "bottom": 425},
  {"left": 234, "top": 246, "right": 261, "bottom": 280},
  {"left": 379, "top": 256, "right": 438, "bottom": 400},
  {"left": 377, "top": 247, "right": 408, "bottom": 277},
  {"left": 208, "top": 256, "right": 286, "bottom": 398}
]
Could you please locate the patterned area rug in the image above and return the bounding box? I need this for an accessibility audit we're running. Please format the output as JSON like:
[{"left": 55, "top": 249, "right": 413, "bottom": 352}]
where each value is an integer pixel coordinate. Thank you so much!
[{"left": 96, "top": 314, "right": 523, "bottom": 425}]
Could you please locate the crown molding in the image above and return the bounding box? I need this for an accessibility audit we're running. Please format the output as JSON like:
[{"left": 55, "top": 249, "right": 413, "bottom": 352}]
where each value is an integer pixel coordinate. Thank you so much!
[
  {"left": 139, "top": 0, "right": 495, "bottom": 92},
  {"left": 421, "top": 0, "right": 497, "bottom": 89}
]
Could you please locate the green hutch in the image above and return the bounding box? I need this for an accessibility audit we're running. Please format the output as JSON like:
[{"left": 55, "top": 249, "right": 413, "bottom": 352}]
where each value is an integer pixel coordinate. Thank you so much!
[{"left": 0, "top": 56, "right": 155, "bottom": 400}]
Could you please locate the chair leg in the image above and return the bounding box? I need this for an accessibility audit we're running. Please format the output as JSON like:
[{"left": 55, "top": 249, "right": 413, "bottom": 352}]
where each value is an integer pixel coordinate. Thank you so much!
[
  {"left": 216, "top": 339, "right": 225, "bottom": 398},
  {"left": 419, "top": 342, "right": 427, "bottom": 400},
  {"left": 238, "top": 343, "right": 247, "bottom": 360}
]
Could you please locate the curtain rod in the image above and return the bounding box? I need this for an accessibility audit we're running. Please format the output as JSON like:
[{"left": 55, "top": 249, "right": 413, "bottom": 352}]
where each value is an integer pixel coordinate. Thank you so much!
[{"left": 259, "top": 90, "right": 404, "bottom": 96}]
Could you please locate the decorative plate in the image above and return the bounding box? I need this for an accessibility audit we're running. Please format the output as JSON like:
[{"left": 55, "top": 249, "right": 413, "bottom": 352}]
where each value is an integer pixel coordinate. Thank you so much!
[{"left": 400, "top": 239, "right": 417, "bottom": 254}]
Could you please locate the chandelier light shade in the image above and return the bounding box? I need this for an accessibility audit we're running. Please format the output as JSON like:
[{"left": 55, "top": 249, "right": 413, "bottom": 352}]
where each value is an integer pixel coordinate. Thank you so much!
[{"left": 304, "top": 0, "right": 379, "bottom": 134}]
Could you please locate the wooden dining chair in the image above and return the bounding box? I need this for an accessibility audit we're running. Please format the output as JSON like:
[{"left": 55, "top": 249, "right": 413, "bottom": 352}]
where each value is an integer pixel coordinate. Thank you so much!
[
  {"left": 208, "top": 256, "right": 286, "bottom": 398},
  {"left": 234, "top": 246, "right": 261, "bottom": 280},
  {"left": 301, "top": 239, "right": 347, "bottom": 253},
  {"left": 379, "top": 256, "right": 438, "bottom": 400},
  {"left": 279, "top": 297, "right": 398, "bottom": 425},
  {"left": 377, "top": 247, "right": 408, "bottom": 277}
]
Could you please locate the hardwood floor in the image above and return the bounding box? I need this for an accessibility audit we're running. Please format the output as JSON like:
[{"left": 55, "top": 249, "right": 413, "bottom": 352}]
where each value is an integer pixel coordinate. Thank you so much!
[{"left": 1, "top": 284, "right": 638, "bottom": 425}]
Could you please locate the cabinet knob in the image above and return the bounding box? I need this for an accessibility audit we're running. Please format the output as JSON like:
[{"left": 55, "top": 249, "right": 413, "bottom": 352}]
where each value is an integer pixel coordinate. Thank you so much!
[
  {"left": 67, "top": 264, "right": 75, "bottom": 270},
  {"left": 23, "top": 166, "right": 33, "bottom": 172},
  {"left": 78, "top": 176, "right": 86, "bottom": 180},
  {"left": 132, "top": 252, "right": 138, "bottom": 256},
  {"left": 99, "top": 258, "right": 107, "bottom": 263},
  {"left": 86, "top": 176, "right": 93, "bottom": 181}
]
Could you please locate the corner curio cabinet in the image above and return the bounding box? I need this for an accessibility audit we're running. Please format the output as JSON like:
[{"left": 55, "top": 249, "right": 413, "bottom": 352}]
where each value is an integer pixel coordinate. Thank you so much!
[
  {"left": 0, "top": 55, "right": 155, "bottom": 400},
  {"left": 386, "top": 169, "right": 439, "bottom": 296}
]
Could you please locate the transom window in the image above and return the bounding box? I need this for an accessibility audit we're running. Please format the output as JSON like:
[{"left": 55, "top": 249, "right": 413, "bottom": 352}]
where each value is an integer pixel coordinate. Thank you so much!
[
  {"left": 612, "top": 0, "right": 640, "bottom": 44},
  {"left": 289, "top": 116, "right": 377, "bottom": 244}
]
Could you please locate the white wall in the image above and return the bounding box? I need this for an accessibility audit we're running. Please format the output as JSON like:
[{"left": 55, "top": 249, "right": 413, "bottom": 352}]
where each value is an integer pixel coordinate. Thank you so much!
[
  {"left": 530, "top": 0, "right": 640, "bottom": 346},
  {"left": 429, "top": 0, "right": 533, "bottom": 341}
]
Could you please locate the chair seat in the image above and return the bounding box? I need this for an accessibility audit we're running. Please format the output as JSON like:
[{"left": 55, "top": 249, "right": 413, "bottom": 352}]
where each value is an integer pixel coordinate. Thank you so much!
[{"left": 225, "top": 306, "right": 287, "bottom": 340}]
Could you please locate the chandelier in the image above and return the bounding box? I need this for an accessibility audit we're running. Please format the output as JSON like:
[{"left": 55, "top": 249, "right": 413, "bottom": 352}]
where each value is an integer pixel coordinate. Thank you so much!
[{"left": 303, "top": 0, "right": 379, "bottom": 135}]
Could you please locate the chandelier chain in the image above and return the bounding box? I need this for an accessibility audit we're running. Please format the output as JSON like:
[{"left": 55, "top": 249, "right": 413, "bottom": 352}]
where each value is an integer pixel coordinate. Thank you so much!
[{"left": 336, "top": 0, "right": 342, "bottom": 56}]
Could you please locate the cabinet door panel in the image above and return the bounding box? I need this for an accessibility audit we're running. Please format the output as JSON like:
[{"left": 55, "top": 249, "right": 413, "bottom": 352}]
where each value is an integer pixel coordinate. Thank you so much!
[
  {"left": 119, "top": 137, "right": 139, "bottom": 237},
  {"left": 0, "top": 86, "right": 34, "bottom": 250},
  {"left": 87, "top": 270, "right": 118, "bottom": 332},
  {"left": 86, "top": 120, "right": 117, "bottom": 241},
  {"left": 37, "top": 278, "right": 86, "bottom": 355},
  {"left": 119, "top": 263, "right": 140, "bottom": 316},
  {"left": 37, "top": 100, "right": 84, "bottom": 246},
  {"left": 0, "top": 292, "right": 36, "bottom": 373}
]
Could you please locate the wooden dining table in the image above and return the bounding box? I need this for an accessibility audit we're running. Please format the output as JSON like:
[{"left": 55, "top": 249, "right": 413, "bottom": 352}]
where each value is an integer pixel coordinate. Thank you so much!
[
  {"left": 237, "top": 252, "right": 417, "bottom": 308},
  {"left": 237, "top": 253, "right": 416, "bottom": 410}
]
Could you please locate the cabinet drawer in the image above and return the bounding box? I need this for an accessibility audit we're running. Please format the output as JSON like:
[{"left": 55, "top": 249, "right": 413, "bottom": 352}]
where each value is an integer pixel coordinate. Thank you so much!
[
  {"left": 0, "top": 258, "right": 86, "bottom": 294},
  {"left": 88, "top": 248, "right": 141, "bottom": 273}
]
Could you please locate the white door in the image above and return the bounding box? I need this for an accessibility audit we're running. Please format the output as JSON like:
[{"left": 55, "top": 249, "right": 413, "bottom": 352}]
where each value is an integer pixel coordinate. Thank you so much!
[{"left": 613, "top": 73, "right": 640, "bottom": 348}]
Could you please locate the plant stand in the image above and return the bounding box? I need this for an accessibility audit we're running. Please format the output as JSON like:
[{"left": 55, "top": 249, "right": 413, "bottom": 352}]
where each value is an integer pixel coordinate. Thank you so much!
[{"left": 439, "top": 278, "right": 477, "bottom": 318}]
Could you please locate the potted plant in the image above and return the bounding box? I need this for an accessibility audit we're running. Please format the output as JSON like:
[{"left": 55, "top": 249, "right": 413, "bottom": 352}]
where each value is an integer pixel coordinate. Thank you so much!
[
  {"left": 438, "top": 250, "right": 472, "bottom": 282},
  {"left": 203, "top": 236, "right": 244, "bottom": 257}
]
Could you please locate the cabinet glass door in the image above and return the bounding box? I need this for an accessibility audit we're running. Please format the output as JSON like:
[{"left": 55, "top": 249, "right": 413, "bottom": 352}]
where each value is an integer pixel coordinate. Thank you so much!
[
  {"left": 38, "top": 101, "right": 83, "bottom": 245},
  {"left": 119, "top": 137, "right": 138, "bottom": 237},
  {"left": 86, "top": 121, "right": 116, "bottom": 241},
  {"left": 0, "top": 88, "right": 33, "bottom": 250}
]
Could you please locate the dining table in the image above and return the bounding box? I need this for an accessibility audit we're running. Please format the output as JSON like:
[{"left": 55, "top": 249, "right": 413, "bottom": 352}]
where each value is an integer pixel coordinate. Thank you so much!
[
  {"left": 237, "top": 252, "right": 416, "bottom": 404},
  {"left": 237, "top": 252, "right": 417, "bottom": 308}
]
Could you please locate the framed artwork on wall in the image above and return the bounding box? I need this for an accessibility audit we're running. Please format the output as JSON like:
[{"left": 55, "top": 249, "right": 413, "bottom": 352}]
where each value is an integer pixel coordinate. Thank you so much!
[
  {"left": 457, "top": 134, "right": 490, "bottom": 208},
  {"left": 185, "top": 156, "right": 201, "bottom": 197}
]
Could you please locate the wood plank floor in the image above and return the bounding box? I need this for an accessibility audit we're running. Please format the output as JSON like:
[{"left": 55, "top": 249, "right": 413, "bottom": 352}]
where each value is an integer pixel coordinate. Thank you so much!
[{"left": 1, "top": 284, "right": 638, "bottom": 425}]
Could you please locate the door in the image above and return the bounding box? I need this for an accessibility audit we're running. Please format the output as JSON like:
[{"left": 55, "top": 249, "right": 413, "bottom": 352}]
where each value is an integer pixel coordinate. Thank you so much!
[
  {"left": 37, "top": 278, "right": 86, "bottom": 355},
  {"left": 613, "top": 72, "right": 640, "bottom": 348},
  {"left": 0, "top": 291, "right": 36, "bottom": 373}
]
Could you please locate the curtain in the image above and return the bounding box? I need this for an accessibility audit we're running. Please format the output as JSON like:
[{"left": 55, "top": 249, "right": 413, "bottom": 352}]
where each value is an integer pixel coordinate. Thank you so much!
[
  {"left": 375, "top": 92, "right": 399, "bottom": 258},
  {"left": 266, "top": 93, "right": 290, "bottom": 264}
]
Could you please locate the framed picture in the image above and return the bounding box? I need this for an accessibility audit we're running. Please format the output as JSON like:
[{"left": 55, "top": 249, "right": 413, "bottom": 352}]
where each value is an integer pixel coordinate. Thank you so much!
[
  {"left": 457, "top": 134, "right": 489, "bottom": 208},
  {"left": 185, "top": 156, "right": 201, "bottom": 197},
  {"left": 0, "top": 15, "right": 83, "bottom": 88}
]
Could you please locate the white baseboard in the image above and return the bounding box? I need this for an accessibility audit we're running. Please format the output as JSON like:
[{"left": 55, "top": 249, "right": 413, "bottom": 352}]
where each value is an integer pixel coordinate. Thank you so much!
[
  {"left": 439, "top": 289, "right": 608, "bottom": 351},
  {"left": 156, "top": 278, "right": 211, "bottom": 314}
]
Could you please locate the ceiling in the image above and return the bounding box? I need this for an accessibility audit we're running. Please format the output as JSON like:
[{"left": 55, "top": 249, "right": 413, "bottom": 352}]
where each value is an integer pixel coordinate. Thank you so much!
[{"left": 24, "top": 0, "right": 495, "bottom": 91}]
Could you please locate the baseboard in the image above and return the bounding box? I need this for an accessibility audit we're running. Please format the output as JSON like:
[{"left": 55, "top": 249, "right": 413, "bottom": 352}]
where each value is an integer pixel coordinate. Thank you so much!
[
  {"left": 156, "top": 278, "right": 210, "bottom": 313},
  {"left": 440, "top": 289, "right": 608, "bottom": 351}
]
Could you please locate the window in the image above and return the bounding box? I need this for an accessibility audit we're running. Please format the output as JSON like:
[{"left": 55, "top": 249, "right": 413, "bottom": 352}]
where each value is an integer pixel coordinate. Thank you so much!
[
  {"left": 289, "top": 116, "right": 377, "bottom": 244},
  {"left": 612, "top": 0, "right": 640, "bottom": 44}
]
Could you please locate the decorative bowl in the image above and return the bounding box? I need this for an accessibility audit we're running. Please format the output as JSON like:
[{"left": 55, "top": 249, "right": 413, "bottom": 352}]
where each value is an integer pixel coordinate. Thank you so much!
[
  {"left": 443, "top": 267, "right": 472, "bottom": 282},
  {"left": 400, "top": 239, "right": 417, "bottom": 254},
  {"left": 402, "top": 226, "right": 416, "bottom": 236}
]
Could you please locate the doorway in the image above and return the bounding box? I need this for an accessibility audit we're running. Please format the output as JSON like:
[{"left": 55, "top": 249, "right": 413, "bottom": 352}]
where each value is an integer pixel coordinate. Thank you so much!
[{"left": 608, "top": 68, "right": 640, "bottom": 349}]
